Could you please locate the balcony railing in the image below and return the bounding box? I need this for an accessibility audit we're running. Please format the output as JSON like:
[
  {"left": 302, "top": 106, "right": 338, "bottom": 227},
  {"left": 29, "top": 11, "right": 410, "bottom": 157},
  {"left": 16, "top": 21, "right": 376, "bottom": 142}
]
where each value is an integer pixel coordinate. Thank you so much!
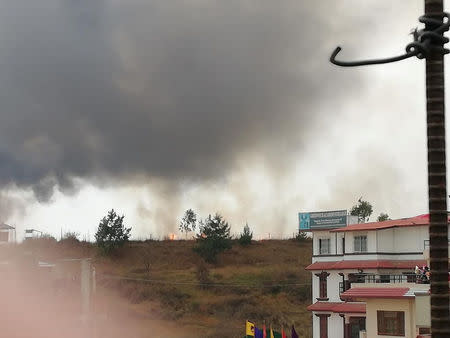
[
  {"left": 350, "top": 274, "right": 417, "bottom": 284},
  {"left": 339, "top": 274, "right": 420, "bottom": 295}
]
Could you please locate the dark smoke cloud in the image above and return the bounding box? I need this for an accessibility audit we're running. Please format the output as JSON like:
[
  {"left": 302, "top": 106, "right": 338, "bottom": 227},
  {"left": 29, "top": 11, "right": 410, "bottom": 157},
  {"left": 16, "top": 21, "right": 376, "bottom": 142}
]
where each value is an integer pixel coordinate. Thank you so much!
[{"left": 0, "top": 0, "right": 411, "bottom": 203}]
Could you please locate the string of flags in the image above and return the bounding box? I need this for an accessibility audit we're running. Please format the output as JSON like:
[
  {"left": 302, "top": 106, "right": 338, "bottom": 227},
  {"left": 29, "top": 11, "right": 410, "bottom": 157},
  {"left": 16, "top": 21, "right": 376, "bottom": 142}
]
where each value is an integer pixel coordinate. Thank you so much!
[{"left": 245, "top": 320, "right": 298, "bottom": 338}]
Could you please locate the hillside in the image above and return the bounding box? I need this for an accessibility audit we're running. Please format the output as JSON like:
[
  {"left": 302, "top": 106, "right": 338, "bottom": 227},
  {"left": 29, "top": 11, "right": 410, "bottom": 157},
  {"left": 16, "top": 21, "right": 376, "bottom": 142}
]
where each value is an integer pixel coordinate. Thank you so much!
[{"left": 3, "top": 239, "right": 313, "bottom": 338}]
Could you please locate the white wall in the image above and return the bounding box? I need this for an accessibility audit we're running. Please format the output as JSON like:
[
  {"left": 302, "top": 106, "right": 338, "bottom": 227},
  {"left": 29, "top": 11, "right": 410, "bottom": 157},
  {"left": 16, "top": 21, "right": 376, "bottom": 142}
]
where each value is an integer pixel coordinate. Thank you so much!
[
  {"left": 392, "top": 227, "right": 428, "bottom": 253},
  {"left": 312, "top": 273, "right": 318, "bottom": 301},
  {"left": 311, "top": 270, "right": 343, "bottom": 303},
  {"left": 344, "top": 231, "right": 375, "bottom": 253},
  {"left": 328, "top": 272, "right": 343, "bottom": 302},
  {"left": 376, "top": 228, "right": 395, "bottom": 252},
  {"left": 336, "top": 232, "right": 345, "bottom": 254},
  {"left": 313, "top": 230, "right": 338, "bottom": 255},
  {"left": 312, "top": 314, "right": 320, "bottom": 338},
  {"left": 312, "top": 313, "right": 343, "bottom": 338},
  {"left": 329, "top": 314, "right": 344, "bottom": 338},
  {"left": 0, "top": 229, "right": 13, "bottom": 243}
]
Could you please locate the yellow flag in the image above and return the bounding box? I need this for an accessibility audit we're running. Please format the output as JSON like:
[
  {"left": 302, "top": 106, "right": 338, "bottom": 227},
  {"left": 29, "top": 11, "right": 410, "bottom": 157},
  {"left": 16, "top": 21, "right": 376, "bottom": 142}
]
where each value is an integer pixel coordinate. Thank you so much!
[
  {"left": 270, "top": 327, "right": 274, "bottom": 338},
  {"left": 246, "top": 320, "right": 255, "bottom": 336}
]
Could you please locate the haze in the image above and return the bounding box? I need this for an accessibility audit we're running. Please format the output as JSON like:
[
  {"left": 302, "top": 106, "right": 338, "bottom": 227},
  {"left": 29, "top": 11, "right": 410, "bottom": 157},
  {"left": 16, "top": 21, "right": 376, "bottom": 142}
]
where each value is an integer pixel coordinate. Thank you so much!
[{"left": 0, "top": 1, "right": 437, "bottom": 239}]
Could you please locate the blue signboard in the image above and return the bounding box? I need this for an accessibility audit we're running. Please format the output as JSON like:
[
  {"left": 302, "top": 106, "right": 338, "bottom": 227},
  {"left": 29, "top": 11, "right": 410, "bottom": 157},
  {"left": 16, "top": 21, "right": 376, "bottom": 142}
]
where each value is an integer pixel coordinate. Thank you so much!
[
  {"left": 298, "top": 210, "right": 347, "bottom": 231},
  {"left": 299, "top": 213, "right": 311, "bottom": 230}
]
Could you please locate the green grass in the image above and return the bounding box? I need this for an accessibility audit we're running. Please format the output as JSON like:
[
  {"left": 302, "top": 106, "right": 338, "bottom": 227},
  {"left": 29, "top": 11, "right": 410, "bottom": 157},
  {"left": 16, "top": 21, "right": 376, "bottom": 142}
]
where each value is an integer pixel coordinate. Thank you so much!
[{"left": 10, "top": 238, "right": 313, "bottom": 337}]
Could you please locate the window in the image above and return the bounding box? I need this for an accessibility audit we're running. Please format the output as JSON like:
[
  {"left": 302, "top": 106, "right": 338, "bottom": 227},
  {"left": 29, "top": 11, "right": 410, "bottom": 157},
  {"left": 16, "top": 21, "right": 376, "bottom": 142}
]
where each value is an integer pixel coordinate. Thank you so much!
[
  {"left": 354, "top": 235, "right": 367, "bottom": 252},
  {"left": 319, "top": 238, "right": 330, "bottom": 254},
  {"left": 315, "top": 271, "right": 329, "bottom": 300},
  {"left": 377, "top": 311, "right": 405, "bottom": 336},
  {"left": 419, "top": 327, "right": 431, "bottom": 334}
]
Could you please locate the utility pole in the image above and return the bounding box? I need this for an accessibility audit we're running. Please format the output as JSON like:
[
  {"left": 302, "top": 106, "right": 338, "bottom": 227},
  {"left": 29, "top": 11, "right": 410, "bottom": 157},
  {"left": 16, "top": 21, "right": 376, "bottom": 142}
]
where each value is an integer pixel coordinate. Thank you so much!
[
  {"left": 425, "top": 1, "right": 450, "bottom": 336},
  {"left": 330, "top": 1, "right": 450, "bottom": 336}
]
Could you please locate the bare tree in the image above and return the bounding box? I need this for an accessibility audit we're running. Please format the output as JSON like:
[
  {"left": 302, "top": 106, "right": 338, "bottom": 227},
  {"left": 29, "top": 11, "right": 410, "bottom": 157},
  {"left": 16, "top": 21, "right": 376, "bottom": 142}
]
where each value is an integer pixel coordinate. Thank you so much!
[{"left": 179, "top": 209, "right": 197, "bottom": 239}]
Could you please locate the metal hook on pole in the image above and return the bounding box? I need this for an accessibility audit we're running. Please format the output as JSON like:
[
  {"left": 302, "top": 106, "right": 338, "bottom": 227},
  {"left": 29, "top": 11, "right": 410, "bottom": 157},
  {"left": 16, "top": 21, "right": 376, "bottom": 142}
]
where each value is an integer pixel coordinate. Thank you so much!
[
  {"left": 330, "top": 46, "right": 418, "bottom": 67},
  {"left": 330, "top": 12, "right": 450, "bottom": 68}
]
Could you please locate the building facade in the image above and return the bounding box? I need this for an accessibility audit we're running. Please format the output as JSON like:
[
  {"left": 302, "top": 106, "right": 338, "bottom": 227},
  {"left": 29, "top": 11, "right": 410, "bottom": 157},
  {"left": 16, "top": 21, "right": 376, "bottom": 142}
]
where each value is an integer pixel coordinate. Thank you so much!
[
  {"left": 305, "top": 214, "right": 447, "bottom": 338},
  {"left": 0, "top": 223, "right": 15, "bottom": 243}
]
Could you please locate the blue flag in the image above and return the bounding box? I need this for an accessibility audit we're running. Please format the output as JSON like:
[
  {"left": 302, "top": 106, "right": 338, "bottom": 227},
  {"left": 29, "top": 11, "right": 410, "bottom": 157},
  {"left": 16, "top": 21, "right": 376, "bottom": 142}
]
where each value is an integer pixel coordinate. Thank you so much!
[{"left": 255, "top": 327, "right": 263, "bottom": 338}]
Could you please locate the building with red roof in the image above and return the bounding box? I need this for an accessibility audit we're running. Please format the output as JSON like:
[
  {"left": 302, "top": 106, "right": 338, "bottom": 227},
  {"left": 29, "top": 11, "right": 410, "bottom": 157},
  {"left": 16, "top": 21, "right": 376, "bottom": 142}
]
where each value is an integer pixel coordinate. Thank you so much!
[{"left": 302, "top": 212, "right": 448, "bottom": 338}]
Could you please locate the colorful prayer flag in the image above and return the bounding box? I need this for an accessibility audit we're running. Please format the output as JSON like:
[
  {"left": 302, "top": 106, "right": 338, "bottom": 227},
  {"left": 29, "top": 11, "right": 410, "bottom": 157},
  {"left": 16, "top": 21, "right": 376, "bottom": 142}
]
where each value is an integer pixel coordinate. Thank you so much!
[
  {"left": 291, "top": 325, "right": 299, "bottom": 338},
  {"left": 255, "top": 327, "right": 263, "bottom": 338},
  {"left": 270, "top": 327, "right": 274, "bottom": 338},
  {"left": 281, "top": 328, "right": 287, "bottom": 338},
  {"left": 263, "top": 324, "right": 267, "bottom": 338},
  {"left": 246, "top": 320, "right": 255, "bottom": 337}
]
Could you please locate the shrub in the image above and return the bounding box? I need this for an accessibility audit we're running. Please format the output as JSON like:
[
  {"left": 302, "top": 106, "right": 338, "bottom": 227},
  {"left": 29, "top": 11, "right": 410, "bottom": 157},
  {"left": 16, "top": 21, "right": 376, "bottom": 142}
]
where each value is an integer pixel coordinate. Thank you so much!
[
  {"left": 288, "top": 284, "right": 311, "bottom": 302},
  {"left": 238, "top": 223, "right": 253, "bottom": 246},
  {"left": 194, "top": 213, "right": 232, "bottom": 263},
  {"left": 196, "top": 260, "right": 211, "bottom": 288},
  {"left": 140, "top": 246, "right": 152, "bottom": 275},
  {"left": 59, "top": 231, "right": 80, "bottom": 245},
  {"left": 95, "top": 209, "right": 131, "bottom": 255},
  {"left": 292, "top": 231, "right": 309, "bottom": 242}
]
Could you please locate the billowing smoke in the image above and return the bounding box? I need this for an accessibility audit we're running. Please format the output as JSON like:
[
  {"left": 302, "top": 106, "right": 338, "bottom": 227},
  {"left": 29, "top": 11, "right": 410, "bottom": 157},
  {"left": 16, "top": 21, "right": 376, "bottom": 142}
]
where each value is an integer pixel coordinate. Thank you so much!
[{"left": 0, "top": 1, "right": 425, "bottom": 234}]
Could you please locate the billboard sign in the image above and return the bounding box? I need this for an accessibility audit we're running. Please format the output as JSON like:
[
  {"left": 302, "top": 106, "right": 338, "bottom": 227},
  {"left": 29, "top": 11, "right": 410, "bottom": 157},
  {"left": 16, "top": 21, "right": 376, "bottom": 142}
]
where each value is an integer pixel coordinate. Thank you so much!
[{"left": 299, "top": 210, "right": 347, "bottom": 231}]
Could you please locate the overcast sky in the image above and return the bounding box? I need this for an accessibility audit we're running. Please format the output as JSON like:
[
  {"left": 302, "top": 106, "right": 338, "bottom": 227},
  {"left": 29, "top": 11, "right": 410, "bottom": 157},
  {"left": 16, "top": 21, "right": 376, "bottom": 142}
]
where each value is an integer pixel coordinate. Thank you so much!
[{"left": 0, "top": 1, "right": 445, "bottom": 239}]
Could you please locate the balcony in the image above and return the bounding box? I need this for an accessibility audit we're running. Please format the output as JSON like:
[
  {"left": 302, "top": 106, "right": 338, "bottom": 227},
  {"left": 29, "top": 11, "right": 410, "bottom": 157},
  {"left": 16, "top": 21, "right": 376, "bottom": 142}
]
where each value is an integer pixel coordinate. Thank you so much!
[{"left": 339, "top": 273, "right": 420, "bottom": 296}]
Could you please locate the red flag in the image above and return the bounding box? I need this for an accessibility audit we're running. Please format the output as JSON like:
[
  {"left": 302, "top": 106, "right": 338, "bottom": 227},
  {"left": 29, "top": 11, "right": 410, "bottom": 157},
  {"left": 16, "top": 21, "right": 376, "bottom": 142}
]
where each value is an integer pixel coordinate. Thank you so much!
[
  {"left": 263, "top": 323, "right": 267, "bottom": 338},
  {"left": 281, "top": 328, "right": 287, "bottom": 338}
]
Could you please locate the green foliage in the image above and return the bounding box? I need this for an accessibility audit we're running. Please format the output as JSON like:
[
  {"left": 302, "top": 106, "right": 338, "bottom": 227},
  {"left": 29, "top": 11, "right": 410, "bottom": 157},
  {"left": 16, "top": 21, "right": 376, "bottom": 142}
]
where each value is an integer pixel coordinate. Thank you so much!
[
  {"left": 60, "top": 231, "right": 80, "bottom": 244},
  {"left": 289, "top": 284, "right": 311, "bottom": 302},
  {"left": 350, "top": 197, "right": 373, "bottom": 223},
  {"left": 238, "top": 223, "right": 253, "bottom": 245},
  {"left": 95, "top": 209, "right": 131, "bottom": 254},
  {"left": 377, "top": 213, "right": 390, "bottom": 222},
  {"left": 292, "top": 231, "right": 309, "bottom": 242},
  {"left": 179, "top": 209, "right": 197, "bottom": 238},
  {"left": 194, "top": 213, "right": 232, "bottom": 263}
]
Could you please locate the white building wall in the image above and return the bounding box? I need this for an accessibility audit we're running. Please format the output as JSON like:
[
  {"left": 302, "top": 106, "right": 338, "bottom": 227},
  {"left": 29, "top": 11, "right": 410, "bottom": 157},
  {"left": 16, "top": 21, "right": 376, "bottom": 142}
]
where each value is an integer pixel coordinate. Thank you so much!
[
  {"left": 312, "top": 314, "right": 320, "bottom": 338},
  {"left": 312, "top": 272, "right": 319, "bottom": 301},
  {"left": 0, "top": 229, "right": 13, "bottom": 243},
  {"left": 327, "top": 272, "right": 342, "bottom": 302},
  {"left": 336, "top": 232, "right": 345, "bottom": 254},
  {"left": 329, "top": 313, "right": 344, "bottom": 338},
  {"left": 367, "top": 231, "right": 377, "bottom": 252},
  {"left": 343, "top": 231, "right": 375, "bottom": 253},
  {"left": 313, "top": 230, "right": 338, "bottom": 255},
  {"left": 392, "top": 226, "right": 428, "bottom": 253},
  {"left": 312, "top": 313, "right": 343, "bottom": 338},
  {"left": 376, "top": 228, "right": 394, "bottom": 252}
]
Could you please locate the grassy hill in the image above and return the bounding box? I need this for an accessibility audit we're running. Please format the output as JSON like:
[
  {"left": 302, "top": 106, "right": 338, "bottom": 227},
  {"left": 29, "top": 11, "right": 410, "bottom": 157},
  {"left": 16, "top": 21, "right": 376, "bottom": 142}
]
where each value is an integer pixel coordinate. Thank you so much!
[{"left": 7, "top": 238, "right": 313, "bottom": 338}]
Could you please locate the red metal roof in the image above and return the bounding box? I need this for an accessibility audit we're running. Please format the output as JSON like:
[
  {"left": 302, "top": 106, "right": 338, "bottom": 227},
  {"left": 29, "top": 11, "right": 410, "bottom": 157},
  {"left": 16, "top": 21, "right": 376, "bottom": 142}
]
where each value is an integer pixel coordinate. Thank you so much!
[
  {"left": 331, "top": 214, "right": 448, "bottom": 232},
  {"left": 332, "top": 302, "right": 366, "bottom": 313},
  {"left": 307, "top": 302, "right": 366, "bottom": 313},
  {"left": 305, "top": 259, "right": 426, "bottom": 271},
  {"left": 340, "top": 287, "right": 412, "bottom": 300}
]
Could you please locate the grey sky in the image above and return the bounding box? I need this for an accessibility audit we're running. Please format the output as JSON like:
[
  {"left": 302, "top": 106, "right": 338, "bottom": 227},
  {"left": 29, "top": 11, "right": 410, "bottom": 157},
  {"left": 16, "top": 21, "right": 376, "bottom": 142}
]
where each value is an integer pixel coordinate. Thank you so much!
[{"left": 0, "top": 1, "right": 441, "bottom": 238}]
